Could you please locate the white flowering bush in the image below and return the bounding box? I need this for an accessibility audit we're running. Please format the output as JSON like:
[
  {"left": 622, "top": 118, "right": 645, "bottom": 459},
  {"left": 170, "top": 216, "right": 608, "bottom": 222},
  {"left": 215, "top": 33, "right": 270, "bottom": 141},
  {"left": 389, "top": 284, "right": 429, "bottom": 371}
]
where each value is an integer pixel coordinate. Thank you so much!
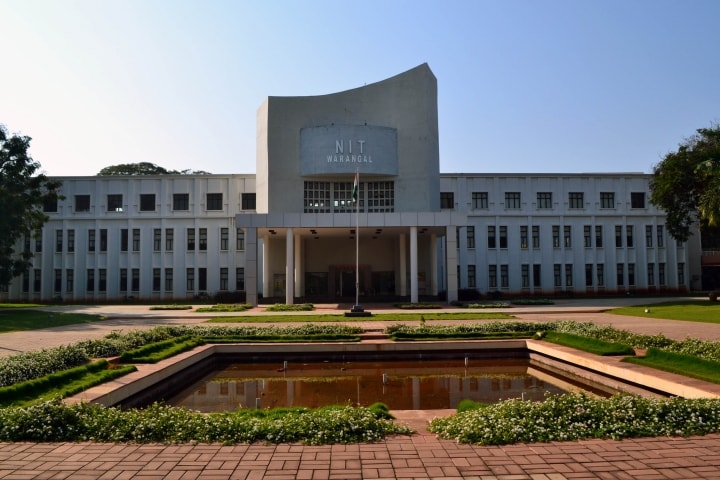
[
  {"left": 0, "top": 399, "right": 411, "bottom": 444},
  {"left": 0, "top": 345, "right": 89, "bottom": 388},
  {"left": 429, "top": 392, "right": 720, "bottom": 445},
  {"left": 385, "top": 321, "right": 556, "bottom": 337}
]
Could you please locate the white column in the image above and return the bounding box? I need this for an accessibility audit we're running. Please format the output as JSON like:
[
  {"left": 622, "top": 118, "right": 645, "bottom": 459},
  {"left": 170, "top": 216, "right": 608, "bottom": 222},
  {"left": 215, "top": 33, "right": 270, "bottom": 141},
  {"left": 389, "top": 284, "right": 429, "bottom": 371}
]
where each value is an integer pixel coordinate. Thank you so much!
[
  {"left": 410, "top": 226, "right": 418, "bottom": 303},
  {"left": 446, "top": 226, "right": 459, "bottom": 303},
  {"left": 262, "top": 234, "right": 271, "bottom": 299},
  {"left": 431, "top": 233, "right": 438, "bottom": 296},
  {"left": 294, "top": 232, "right": 303, "bottom": 298},
  {"left": 286, "top": 228, "right": 294, "bottom": 304},
  {"left": 399, "top": 233, "right": 407, "bottom": 296},
  {"left": 245, "top": 228, "right": 258, "bottom": 306}
]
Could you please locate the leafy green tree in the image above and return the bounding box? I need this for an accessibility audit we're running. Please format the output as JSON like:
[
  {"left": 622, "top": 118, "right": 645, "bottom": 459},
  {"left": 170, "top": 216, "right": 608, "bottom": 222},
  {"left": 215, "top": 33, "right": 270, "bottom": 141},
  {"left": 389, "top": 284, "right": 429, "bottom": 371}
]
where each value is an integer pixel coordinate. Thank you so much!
[
  {"left": 0, "top": 125, "right": 62, "bottom": 288},
  {"left": 650, "top": 125, "right": 720, "bottom": 242},
  {"left": 97, "top": 163, "right": 212, "bottom": 175}
]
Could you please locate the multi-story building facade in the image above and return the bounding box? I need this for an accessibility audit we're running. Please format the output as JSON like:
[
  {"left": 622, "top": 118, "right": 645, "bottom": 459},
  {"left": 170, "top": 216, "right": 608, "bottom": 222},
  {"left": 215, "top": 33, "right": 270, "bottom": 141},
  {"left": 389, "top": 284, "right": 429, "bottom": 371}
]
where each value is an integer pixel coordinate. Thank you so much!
[{"left": 0, "top": 64, "right": 702, "bottom": 304}]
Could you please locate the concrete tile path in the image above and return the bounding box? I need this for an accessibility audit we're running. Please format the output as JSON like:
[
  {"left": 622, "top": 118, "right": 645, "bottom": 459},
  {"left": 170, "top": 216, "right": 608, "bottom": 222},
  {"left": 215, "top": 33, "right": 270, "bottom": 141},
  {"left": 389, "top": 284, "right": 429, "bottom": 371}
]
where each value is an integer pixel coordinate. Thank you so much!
[{"left": 2, "top": 297, "right": 720, "bottom": 479}]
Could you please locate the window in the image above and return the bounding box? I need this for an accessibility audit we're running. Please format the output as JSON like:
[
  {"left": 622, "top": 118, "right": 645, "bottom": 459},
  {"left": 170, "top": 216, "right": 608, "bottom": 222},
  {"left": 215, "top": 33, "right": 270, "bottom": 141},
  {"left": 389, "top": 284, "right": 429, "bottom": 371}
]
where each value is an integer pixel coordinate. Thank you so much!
[
  {"left": 440, "top": 192, "right": 454, "bottom": 209},
  {"left": 616, "top": 264, "right": 624, "bottom": 286},
  {"left": 504, "top": 192, "right": 521, "bottom": 209},
  {"left": 107, "top": 194, "right": 123, "bottom": 212},
  {"left": 600, "top": 192, "right": 614, "bottom": 209},
  {"left": 584, "top": 225, "right": 591, "bottom": 248},
  {"left": 132, "top": 229, "right": 140, "bottom": 252},
  {"left": 55, "top": 230, "right": 63, "bottom": 252},
  {"left": 569, "top": 192, "right": 584, "bottom": 209},
  {"left": 488, "top": 265, "right": 497, "bottom": 289},
  {"left": 236, "top": 267, "right": 245, "bottom": 291},
  {"left": 120, "top": 229, "right": 129, "bottom": 252},
  {"left": 533, "top": 264, "right": 541, "bottom": 287},
  {"left": 467, "top": 265, "right": 476, "bottom": 288},
  {"left": 54, "top": 269, "right": 61, "bottom": 292},
  {"left": 220, "top": 228, "right": 229, "bottom": 250},
  {"left": 120, "top": 269, "right": 128, "bottom": 292},
  {"left": 564, "top": 226, "right": 572, "bottom": 248},
  {"left": 33, "top": 269, "right": 41, "bottom": 292},
  {"left": 43, "top": 197, "right": 58, "bottom": 212},
  {"left": 23, "top": 234, "right": 30, "bottom": 253},
  {"left": 199, "top": 228, "right": 207, "bottom": 251},
  {"left": 554, "top": 264, "right": 562, "bottom": 287},
  {"left": 100, "top": 229, "right": 107, "bottom": 252},
  {"left": 63, "top": 269, "right": 72, "bottom": 292},
  {"left": 88, "top": 230, "right": 96, "bottom": 252},
  {"left": 645, "top": 225, "right": 653, "bottom": 248},
  {"left": 520, "top": 226, "right": 528, "bottom": 249},
  {"left": 75, "top": 195, "right": 91, "bottom": 212},
  {"left": 615, "top": 226, "right": 622, "bottom": 248},
  {"left": 367, "top": 181, "right": 395, "bottom": 212},
  {"left": 165, "top": 268, "right": 173, "bottom": 291},
  {"left": 659, "top": 263, "right": 666, "bottom": 286},
  {"left": 648, "top": 263, "right": 655, "bottom": 286},
  {"left": 99, "top": 269, "right": 106, "bottom": 292},
  {"left": 67, "top": 229, "right": 74, "bottom": 253},
  {"left": 165, "top": 228, "right": 174, "bottom": 251},
  {"left": 304, "top": 181, "right": 331, "bottom": 212},
  {"left": 198, "top": 268, "right": 207, "bottom": 291},
  {"left": 628, "top": 263, "right": 635, "bottom": 286},
  {"left": 585, "top": 264, "right": 593, "bottom": 287},
  {"left": 537, "top": 192, "right": 552, "bottom": 209},
  {"left": 499, "top": 226, "right": 508, "bottom": 249},
  {"left": 595, "top": 226, "right": 603, "bottom": 248},
  {"left": 631, "top": 192, "right": 646, "bottom": 208},
  {"left": 487, "top": 226, "right": 496, "bottom": 249},
  {"left": 153, "top": 268, "right": 161, "bottom": 292},
  {"left": 173, "top": 193, "right": 189, "bottom": 211},
  {"left": 187, "top": 228, "right": 195, "bottom": 251},
  {"left": 220, "top": 268, "right": 229, "bottom": 290},
  {"left": 472, "top": 192, "right": 488, "bottom": 209},
  {"left": 597, "top": 264, "right": 604, "bottom": 287},
  {"left": 186, "top": 268, "right": 194, "bottom": 291},
  {"left": 678, "top": 263, "right": 685, "bottom": 285},
  {"left": 87, "top": 269, "right": 96, "bottom": 292},
  {"left": 657, "top": 225, "right": 664, "bottom": 248},
  {"left": 131, "top": 268, "right": 140, "bottom": 292},
  {"left": 565, "top": 264, "right": 573, "bottom": 287},
  {"left": 500, "top": 264, "right": 508, "bottom": 288},
  {"left": 241, "top": 193, "right": 256, "bottom": 210},
  {"left": 236, "top": 228, "right": 245, "bottom": 250},
  {"left": 22, "top": 273, "right": 29, "bottom": 293},
  {"left": 139, "top": 194, "right": 155, "bottom": 211},
  {"left": 153, "top": 229, "right": 161, "bottom": 251},
  {"left": 626, "top": 225, "right": 634, "bottom": 248},
  {"left": 206, "top": 193, "right": 223, "bottom": 210},
  {"left": 466, "top": 226, "right": 475, "bottom": 249},
  {"left": 532, "top": 226, "right": 540, "bottom": 248},
  {"left": 522, "top": 264, "right": 529, "bottom": 288},
  {"left": 35, "top": 230, "right": 42, "bottom": 253},
  {"left": 552, "top": 226, "right": 560, "bottom": 248}
]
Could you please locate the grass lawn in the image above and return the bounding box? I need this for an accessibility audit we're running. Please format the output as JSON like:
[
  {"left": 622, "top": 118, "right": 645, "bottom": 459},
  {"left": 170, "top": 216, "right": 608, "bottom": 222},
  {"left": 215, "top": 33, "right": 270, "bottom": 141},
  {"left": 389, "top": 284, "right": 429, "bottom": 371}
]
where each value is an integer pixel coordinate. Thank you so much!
[
  {"left": 0, "top": 309, "right": 105, "bottom": 333},
  {"left": 609, "top": 301, "right": 720, "bottom": 324},
  {"left": 208, "top": 312, "right": 516, "bottom": 323}
]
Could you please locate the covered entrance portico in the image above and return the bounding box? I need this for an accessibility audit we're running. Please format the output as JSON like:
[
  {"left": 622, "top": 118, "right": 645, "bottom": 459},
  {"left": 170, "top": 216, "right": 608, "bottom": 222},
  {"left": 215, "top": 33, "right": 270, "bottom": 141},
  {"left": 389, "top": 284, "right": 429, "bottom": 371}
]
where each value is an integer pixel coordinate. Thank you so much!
[{"left": 236, "top": 212, "right": 465, "bottom": 305}]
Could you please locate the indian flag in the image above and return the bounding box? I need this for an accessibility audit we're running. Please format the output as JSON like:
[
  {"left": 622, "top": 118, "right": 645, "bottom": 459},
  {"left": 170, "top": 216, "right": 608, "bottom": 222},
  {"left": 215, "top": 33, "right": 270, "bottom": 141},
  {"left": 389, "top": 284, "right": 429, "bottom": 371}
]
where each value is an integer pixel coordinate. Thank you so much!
[{"left": 351, "top": 172, "right": 359, "bottom": 203}]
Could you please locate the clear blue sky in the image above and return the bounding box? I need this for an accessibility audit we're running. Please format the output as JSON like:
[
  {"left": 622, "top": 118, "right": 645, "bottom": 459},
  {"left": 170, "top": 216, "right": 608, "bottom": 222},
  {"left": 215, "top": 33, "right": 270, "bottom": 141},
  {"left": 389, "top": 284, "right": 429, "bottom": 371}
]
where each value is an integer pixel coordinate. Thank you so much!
[{"left": 2, "top": 0, "right": 719, "bottom": 177}]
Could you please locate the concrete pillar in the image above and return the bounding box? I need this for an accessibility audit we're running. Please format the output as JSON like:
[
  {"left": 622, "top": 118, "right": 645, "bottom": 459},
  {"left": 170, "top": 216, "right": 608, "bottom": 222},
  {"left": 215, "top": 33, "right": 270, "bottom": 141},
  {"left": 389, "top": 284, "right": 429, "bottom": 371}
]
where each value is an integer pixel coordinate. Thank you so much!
[
  {"left": 431, "top": 233, "right": 438, "bottom": 296},
  {"left": 410, "top": 226, "right": 418, "bottom": 303},
  {"left": 294, "top": 232, "right": 303, "bottom": 298},
  {"left": 399, "top": 233, "right": 407, "bottom": 296},
  {"left": 245, "top": 228, "right": 258, "bottom": 306},
  {"left": 286, "top": 228, "right": 294, "bottom": 304},
  {"left": 446, "top": 226, "right": 458, "bottom": 303}
]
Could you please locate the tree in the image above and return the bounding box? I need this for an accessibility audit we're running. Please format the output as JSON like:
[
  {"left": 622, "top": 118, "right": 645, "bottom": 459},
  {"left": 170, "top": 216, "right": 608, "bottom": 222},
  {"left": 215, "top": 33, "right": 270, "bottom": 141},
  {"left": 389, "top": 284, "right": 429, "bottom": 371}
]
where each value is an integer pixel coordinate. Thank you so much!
[
  {"left": 650, "top": 124, "right": 720, "bottom": 242},
  {"left": 97, "top": 163, "right": 212, "bottom": 175},
  {"left": 0, "top": 125, "right": 62, "bottom": 288}
]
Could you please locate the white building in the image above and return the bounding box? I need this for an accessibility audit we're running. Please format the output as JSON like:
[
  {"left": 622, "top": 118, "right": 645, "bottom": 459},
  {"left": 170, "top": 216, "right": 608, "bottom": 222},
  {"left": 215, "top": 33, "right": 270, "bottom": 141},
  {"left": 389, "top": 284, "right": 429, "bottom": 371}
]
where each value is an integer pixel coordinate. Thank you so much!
[{"left": 0, "top": 65, "right": 701, "bottom": 304}]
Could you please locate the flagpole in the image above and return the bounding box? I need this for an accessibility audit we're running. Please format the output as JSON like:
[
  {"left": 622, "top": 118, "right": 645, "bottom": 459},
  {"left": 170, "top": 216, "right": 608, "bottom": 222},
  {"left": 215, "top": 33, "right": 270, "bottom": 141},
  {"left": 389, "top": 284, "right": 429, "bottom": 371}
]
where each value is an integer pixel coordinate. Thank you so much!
[{"left": 354, "top": 168, "right": 360, "bottom": 311}]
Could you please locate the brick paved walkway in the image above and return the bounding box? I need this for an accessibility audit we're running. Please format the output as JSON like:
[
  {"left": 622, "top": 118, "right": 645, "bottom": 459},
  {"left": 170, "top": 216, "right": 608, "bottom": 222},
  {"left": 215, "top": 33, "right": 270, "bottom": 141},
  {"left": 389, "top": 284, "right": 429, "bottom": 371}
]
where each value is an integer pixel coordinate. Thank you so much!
[{"left": 2, "top": 298, "right": 720, "bottom": 479}]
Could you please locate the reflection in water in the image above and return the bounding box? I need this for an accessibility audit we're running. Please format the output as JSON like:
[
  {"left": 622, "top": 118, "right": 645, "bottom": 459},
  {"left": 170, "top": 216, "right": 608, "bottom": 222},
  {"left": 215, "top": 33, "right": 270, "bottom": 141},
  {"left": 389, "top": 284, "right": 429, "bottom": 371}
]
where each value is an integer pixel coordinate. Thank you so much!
[{"left": 168, "top": 359, "right": 572, "bottom": 412}]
